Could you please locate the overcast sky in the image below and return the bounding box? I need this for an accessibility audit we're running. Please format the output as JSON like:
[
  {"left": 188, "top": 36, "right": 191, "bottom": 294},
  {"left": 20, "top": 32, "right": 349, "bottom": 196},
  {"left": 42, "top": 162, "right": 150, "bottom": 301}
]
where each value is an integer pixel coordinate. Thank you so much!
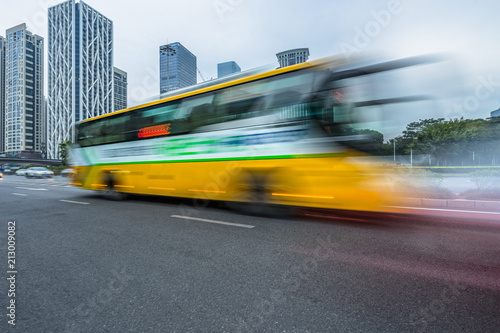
[{"left": 2, "top": 0, "right": 500, "bottom": 138}]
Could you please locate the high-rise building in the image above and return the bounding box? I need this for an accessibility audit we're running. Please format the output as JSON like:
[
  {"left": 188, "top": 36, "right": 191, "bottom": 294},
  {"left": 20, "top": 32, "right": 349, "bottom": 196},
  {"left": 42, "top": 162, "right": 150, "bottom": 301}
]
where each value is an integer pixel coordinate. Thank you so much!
[
  {"left": 4, "top": 24, "right": 44, "bottom": 156},
  {"left": 276, "top": 48, "right": 310, "bottom": 68},
  {"left": 159, "top": 42, "right": 196, "bottom": 93},
  {"left": 217, "top": 61, "right": 241, "bottom": 78},
  {"left": 0, "top": 36, "right": 5, "bottom": 153},
  {"left": 47, "top": 0, "right": 113, "bottom": 159},
  {"left": 114, "top": 67, "right": 127, "bottom": 111}
]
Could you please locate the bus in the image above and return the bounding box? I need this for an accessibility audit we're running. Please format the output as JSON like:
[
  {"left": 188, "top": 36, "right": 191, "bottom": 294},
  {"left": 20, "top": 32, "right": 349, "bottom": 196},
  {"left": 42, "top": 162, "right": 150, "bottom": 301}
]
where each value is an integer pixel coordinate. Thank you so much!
[{"left": 70, "top": 56, "right": 423, "bottom": 215}]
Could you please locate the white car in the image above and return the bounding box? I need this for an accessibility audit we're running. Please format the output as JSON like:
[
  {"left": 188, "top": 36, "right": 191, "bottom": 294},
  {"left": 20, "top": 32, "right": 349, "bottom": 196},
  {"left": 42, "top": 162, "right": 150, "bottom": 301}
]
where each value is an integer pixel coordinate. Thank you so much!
[
  {"left": 25, "top": 167, "right": 54, "bottom": 178},
  {"left": 60, "top": 168, "right": 76, "bottom": 177},
  {"left": 15, "top": 169, "right": 27, "bottom": 176}
]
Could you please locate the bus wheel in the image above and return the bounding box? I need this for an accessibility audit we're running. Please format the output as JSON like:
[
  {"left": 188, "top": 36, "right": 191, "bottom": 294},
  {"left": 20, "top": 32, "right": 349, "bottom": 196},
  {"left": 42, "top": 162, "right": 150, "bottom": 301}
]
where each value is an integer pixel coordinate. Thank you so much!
[
  {"left": 228, "top": 172, "right": 295, "bottom": 217},
  {"left": 103, "top": 173, "right": 128, "bottom": 201}
]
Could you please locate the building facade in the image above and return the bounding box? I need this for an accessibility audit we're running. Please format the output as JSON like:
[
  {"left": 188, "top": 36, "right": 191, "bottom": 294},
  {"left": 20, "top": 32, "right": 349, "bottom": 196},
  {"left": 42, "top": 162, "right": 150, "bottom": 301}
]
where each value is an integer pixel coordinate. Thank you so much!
[
  {"left": 159, "top": 42, "right": 196, "bottom": 93},
  {"left": 47, "top": 0, "right": 113, "bottom": 159},
  {"left": 3, "top": 24, "right": 44, "bottom": 156},
  {"left": 276, "top": 48, "right": 310, "bottom": 68},
  {"left": 0, "top": 36, "right": 5, "bottom": 153},
  {"left": 217, "top": 61, "right": 241, "bottom": 78},
  {"left": 114, "top": 67, "right": 127, "bottom": 111},
  {"left": 491, "top": 108, "right": 500, "bottom": 118}
]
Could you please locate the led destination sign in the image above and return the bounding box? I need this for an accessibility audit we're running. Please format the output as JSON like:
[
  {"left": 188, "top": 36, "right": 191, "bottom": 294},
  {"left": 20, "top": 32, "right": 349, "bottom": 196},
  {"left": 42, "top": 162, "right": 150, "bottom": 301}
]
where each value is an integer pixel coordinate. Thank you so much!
[{"left": 138, "top": 123, "right": 171, "bottom": 138}]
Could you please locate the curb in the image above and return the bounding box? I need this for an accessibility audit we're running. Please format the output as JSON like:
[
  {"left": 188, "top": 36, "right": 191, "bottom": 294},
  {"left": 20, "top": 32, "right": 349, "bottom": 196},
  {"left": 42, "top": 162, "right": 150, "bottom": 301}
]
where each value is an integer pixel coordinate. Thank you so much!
[{"left": 397, "top": 198, "right": 500, "bottom": 212}]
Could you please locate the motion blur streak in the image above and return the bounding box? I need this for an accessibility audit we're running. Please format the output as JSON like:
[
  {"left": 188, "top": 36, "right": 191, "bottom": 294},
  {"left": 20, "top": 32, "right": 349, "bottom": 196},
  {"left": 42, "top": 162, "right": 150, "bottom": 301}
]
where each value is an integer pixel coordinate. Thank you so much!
[{"left": 69, "top": 53, "right": 494, "bottom": 217}]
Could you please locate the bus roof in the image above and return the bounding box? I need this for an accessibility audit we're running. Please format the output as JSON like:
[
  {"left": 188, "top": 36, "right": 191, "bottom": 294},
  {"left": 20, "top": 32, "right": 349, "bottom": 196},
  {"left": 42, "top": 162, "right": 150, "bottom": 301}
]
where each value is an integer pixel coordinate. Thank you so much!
[{"left": 79, "top": 56, "right": 343, "bottom": 124}]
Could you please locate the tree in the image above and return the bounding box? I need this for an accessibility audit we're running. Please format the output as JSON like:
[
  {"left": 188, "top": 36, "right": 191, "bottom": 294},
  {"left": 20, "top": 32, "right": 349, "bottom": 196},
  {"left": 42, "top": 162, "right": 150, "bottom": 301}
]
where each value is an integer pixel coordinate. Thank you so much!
[
  {"left": 58, "top": 140, "right": 72, "bottom": 166},
  {"left": 387, "top": 117, "right": 500, "bottom": 166}
]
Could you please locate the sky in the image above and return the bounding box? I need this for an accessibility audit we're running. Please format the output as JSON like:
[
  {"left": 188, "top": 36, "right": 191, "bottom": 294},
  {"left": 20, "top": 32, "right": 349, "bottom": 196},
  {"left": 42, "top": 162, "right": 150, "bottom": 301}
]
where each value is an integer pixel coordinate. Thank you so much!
[{"left": 1, "top": 0, "right": 500, "bottom": 139}]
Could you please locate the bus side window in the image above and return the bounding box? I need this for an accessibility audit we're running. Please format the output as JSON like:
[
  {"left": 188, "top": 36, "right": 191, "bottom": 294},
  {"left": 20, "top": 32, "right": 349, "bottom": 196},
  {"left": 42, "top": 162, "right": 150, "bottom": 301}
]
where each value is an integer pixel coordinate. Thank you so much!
[
  {"left": 189, "top": 102, "right": 215, "bottom": 129},
  {"left": 214, "top": 94, "right": 264, "bottom": 123},
  {"left": 154, "top": 103, "right": 178, "bottom": 123},
  {"left": 125, "top": 110, "right": 142, "bottom": 141},
  {"left": 176, "top": 94, "right": 214, "bottom": 120},
  {"left": 106, "top": 115, "right": 130, "bottom": 144},
  {"left": 175, "top": 94, "right": 214, "bottom": 132},
  {"left": 87, "top": 123, "right": 102, "bottom": 145}
]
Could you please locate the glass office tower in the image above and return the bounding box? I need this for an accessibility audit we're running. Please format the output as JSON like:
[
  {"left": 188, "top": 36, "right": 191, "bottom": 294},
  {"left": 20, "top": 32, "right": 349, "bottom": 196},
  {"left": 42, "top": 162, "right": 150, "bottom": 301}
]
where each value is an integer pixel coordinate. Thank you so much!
[
  {"left": 217, "top": 61, "right": 241, "bottom": 78},
  {"left": 47, "top": 0, "right": 113, "bottom": 159},
  {"left": 159, "top": 42, "right": 196, "bottom": 93}
]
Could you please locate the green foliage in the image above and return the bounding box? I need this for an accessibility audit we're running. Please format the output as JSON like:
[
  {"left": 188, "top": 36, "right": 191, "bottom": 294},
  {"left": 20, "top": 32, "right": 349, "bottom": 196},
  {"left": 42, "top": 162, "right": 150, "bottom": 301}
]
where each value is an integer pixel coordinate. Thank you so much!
[
  {"left": 47, "top": 165, "right": 67, "bottom": 175},
  {"left": 58, "top": 140, "right": 72, "bottom": 166},
  {"left": 384, "top": 117, "right": 500, "bottom": 166}
]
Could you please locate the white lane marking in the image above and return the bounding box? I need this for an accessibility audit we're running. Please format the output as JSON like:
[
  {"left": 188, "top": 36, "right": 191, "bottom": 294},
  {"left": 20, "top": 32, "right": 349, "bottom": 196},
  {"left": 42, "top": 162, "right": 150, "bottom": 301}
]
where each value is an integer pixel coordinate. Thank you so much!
[
  {"left": 12, "top": 193, "right": 27, "bottom": 196},
  {"left": 391, "top": 206, "right": 500, "bottom": 215},
  {"left": 15, "top": 187, "right": 48, "bottom": 191},
  {"left": 59, "top": 199, "right": 90, "bottom": 205},
  {"left": 171, "top": 215, "right": 255, "bottom": 229}
]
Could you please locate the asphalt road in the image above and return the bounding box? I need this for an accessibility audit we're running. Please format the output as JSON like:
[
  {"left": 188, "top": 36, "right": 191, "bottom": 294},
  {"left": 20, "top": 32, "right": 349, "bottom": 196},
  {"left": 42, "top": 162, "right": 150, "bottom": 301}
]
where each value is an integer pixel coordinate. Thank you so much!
[{"left": 1, "top": 175, "right": 499, "bottom": 333}]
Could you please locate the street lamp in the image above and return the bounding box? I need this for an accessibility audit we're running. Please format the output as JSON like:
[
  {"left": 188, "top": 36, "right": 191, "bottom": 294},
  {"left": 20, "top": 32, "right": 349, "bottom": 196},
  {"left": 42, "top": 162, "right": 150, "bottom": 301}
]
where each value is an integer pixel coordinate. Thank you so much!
[
  {"left": 393, "top": 138, "right": 396, "bottom": 163},
  {"left": 160, "top": 44, "right": 176, "bottom": 92}
]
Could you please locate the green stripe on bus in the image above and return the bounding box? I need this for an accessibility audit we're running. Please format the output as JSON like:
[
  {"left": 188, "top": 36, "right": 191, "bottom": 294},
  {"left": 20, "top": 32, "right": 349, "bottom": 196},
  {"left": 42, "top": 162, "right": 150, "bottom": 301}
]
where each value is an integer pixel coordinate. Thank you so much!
[{"left": 91, "top": 153, "right": 345, "bottom": 166}]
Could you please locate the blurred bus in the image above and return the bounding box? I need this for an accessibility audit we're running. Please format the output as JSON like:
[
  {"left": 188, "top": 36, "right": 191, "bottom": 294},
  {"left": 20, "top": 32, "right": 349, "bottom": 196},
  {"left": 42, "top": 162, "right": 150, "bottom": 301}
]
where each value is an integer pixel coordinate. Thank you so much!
[{"left": 70, "top": 56, "right": 416, "bottom": 215}]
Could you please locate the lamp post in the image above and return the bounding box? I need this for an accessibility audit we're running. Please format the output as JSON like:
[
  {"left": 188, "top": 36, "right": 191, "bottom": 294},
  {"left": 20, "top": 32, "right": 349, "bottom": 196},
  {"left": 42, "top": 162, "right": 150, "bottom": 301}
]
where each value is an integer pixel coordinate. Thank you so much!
[
  {"left": 393, "top": 138, "right": 396, "bottom": 163},
  {"left": 160, "top": 44, "right": 176, "bottom": 92}
]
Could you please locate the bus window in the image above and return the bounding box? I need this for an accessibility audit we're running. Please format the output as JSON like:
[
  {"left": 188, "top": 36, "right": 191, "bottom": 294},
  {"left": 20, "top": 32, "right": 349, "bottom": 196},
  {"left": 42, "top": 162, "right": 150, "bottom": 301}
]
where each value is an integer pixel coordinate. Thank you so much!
[
  {"left": 308, "top": 82, "right": 355, "bottom": 136},
  {"left": 214, "top": 95, "right": 264, "bottom": 124},
  {"left": 100, "top": 115, "right": 130, "bottom": 144},
  {"left": 77, "top": 121, "right": 103, "bottom": 146},
  {"left": 269, "top": 71, "right": 314, "bottom": 96},
  {"left": 176, "top": 94, "right": 214, "bottom": 120},
  {"left": 143, "top": 103, "right": 178, "bottom": 123}
]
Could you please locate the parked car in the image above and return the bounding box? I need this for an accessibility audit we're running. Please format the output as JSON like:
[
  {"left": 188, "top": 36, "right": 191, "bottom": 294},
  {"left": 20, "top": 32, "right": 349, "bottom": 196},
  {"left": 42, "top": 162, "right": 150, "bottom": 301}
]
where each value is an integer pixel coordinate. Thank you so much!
[
  {"left": 25, "top": 167, "right": 54, "bottom": 178},
  {"left": 15, "top": 169, "right": 27, "bottom": 176},
  {"left": 60, "top": 168, "right": 76, "bottom": 177}
]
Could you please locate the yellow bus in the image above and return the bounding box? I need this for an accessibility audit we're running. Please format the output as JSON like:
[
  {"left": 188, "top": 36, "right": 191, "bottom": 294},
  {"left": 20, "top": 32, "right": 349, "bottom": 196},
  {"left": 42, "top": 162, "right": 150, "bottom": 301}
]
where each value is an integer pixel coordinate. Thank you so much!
[{"left": 70, "top": 56, "right": 412, "bottom": 215}]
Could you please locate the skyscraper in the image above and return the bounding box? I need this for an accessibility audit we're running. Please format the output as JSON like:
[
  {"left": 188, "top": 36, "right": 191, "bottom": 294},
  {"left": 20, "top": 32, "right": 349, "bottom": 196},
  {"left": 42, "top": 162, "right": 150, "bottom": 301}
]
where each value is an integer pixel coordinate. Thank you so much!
[
  {"left": 0, "top": 36, "right": 5, "bottom": 153},
  {"left": 47, "top": 0, "right": 113, "bottom": 159},
  {"left": 4, "top": 24, "right": 44, "bottom": 156},
  {"left": 276, "top": 48, "right": 310, "bottom": 68},
  {"left": 217, "top": 61, "right": 241, "bottom": 78},
  {"left": 159, "top": 42, "right": 196, "bottom": 93},
  {"left": 114, "top": 67, "right": 127, "bottom": 111}
]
